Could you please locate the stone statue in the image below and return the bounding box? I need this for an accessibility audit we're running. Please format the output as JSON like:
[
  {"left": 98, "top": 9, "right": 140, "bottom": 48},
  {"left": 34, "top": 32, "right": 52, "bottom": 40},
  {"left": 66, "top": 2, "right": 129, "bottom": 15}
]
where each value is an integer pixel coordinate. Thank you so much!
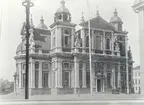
[{"left": 74, "top": 35, "right": 82, "bottom": 48}]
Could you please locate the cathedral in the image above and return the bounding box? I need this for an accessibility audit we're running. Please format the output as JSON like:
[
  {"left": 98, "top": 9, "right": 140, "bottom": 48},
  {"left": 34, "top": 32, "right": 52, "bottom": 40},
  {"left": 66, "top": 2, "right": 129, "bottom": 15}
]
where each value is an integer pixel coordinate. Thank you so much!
[{"left": 14, "top": 0, "right": 134, "bottom": 95}]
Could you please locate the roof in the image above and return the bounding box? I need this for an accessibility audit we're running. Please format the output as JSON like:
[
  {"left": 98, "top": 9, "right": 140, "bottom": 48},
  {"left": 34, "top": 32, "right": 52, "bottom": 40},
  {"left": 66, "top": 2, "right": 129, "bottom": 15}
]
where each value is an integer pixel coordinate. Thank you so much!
[
  {"left": 79, "top": 16, "right": 115, "bottom": 30},
  {"left": 36, "top": 16, "right": 48, "bottom": 29},
  {"left": 16, "top": 28, "right": 51, "bottom": 53},
  {"left": 55, "top": 0, "right": 70, "bottom": 15},
  {"left": 133, "top": 65, "right": 140, "bottom": 70},
  {"left": 110, "top": 9, "right": 123, "bottom": 24}
]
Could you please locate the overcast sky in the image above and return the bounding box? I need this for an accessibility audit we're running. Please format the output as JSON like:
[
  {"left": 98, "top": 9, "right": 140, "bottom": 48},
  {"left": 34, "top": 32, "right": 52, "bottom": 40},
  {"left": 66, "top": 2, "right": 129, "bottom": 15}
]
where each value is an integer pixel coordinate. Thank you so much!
[{"left": 0, "top": 0, "right": 140, "bottom": 81}]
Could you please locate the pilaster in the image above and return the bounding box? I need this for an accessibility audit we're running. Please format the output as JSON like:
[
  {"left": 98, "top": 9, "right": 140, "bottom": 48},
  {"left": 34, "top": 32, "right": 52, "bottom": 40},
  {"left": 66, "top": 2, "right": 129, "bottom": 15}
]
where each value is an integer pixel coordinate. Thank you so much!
[{"left": 38, "top": 61, "right": 42, "bottom": 88}]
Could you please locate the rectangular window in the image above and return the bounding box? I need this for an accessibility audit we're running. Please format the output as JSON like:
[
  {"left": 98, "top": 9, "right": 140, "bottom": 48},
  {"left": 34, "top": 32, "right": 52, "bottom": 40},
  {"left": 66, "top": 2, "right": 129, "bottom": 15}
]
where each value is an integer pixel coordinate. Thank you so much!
[{"left": 42, "top": 63, "right": 49, "bottom": 69}]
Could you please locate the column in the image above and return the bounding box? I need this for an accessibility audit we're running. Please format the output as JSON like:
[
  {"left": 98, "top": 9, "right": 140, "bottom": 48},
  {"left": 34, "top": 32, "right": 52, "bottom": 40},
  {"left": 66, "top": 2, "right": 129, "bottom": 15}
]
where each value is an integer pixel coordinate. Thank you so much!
[
  {"left": 74, "top": 56, "right": 79, "bottom": 93},
  {"left": 38, "top": 61, "right": 42, "bottom": 88},
  {"left": 31, "top": 60, "right": 35, "bottom": 88},
  {"left": 95, "top": 77, "right": 97, "bottom": 92},
  {"left": 82, "top": 62, "right": 87, "bottom": 88},
  {"left": 18, "top": 63, "right": 22, "bottom": 88},
  {"left": 57, "top": 60, "right": 62, "bottom": 88}
]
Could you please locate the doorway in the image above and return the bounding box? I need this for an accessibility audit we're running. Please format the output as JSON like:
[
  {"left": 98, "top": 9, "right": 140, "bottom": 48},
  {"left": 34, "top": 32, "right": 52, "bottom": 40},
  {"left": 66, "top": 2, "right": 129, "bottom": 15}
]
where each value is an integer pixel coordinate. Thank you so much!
[{"left": 97, "top": 79, "right": 101, "bottom": 92}]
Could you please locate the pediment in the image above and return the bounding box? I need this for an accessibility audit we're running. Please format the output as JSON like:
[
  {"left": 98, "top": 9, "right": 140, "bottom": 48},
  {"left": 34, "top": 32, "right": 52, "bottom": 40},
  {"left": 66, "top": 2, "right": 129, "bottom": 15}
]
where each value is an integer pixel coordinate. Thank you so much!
[{"left": 80, "top": 16, "right": 115, "bottom": 30}]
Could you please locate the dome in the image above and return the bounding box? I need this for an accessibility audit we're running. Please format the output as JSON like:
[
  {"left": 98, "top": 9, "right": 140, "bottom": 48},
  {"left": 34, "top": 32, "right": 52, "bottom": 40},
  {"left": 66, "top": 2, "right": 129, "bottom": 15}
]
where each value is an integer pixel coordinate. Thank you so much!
[
  {"left": 110, "top": 9, "right": 123, "bottom": 23},
  {"left": 16, "top": 40, "right": 26, "bottom": 53},
  {"left": 36, "top": 16, "right": 48, "bottom": 29},
  {"left": 55, "top": 0, "right": 70, "bottom": 15}
]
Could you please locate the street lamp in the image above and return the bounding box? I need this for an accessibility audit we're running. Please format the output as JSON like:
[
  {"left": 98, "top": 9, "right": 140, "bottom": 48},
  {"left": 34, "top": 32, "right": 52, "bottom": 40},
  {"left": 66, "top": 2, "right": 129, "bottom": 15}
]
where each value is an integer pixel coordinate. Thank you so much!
[{"left": 22, "top": 0, "right": 34, "bottom": 99}]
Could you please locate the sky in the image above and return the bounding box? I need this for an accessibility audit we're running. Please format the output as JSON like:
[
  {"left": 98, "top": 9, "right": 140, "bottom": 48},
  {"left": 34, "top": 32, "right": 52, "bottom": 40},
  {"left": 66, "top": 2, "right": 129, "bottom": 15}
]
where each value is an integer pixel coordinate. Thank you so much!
[{"left": 0, "top": 0, "right": 140, "bottom": 81}]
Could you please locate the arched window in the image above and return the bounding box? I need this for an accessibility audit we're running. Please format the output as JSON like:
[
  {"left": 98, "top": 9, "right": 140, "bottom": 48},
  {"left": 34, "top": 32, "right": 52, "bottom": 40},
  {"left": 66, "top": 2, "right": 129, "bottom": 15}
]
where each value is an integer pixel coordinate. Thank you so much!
[
  {"left": 35, "top": 61, "right": 39, "bottom": 70},
  {"left": 86, "top": 35, "right": 89, "bottom": 47},
  {"left": 106, "top": 38, "right": 110, "bottom": 50}
]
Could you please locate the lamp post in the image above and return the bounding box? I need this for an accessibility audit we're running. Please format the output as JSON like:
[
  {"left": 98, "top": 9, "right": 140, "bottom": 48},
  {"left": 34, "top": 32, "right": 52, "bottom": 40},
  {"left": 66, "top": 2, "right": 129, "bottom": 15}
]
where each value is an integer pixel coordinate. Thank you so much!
[{"left": 22, "top": 0, "right": 34, "bottom": 99}]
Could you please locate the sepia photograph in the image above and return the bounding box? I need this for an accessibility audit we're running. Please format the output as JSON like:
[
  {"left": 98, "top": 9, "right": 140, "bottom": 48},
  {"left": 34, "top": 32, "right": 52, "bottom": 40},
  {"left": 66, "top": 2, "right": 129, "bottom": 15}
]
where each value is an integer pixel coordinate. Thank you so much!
[{"left": 0, "top": 0, "right": 144, "bottom": 105}]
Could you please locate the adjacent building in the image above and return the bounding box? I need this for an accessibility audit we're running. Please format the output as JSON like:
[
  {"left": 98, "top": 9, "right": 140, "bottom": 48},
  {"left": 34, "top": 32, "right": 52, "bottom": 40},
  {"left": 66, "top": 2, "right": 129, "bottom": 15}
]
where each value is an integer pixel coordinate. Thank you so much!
[
  {"left": 14, "top": 0, "right": 134, "bottom": 95},
  {"left": 133, "top": 65, "right": 140, "bottom": 94}
]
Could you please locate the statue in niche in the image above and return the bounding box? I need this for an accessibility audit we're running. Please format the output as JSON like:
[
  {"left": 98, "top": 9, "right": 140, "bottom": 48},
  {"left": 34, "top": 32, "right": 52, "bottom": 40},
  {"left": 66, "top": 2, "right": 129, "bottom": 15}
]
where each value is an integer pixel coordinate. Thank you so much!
[
  {"left": 114, "top": 36, "right": 119, "bottom": 51},
  {"left": 74, "top": 34, "right": 82, "bottom": 48}
]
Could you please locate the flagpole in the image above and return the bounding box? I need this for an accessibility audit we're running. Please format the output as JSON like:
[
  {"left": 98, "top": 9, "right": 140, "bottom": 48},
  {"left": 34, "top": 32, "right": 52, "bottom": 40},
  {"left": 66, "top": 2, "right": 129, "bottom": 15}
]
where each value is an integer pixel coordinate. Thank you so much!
[{"left": 87, "top": 0, "right": 93, "bottom": 96}]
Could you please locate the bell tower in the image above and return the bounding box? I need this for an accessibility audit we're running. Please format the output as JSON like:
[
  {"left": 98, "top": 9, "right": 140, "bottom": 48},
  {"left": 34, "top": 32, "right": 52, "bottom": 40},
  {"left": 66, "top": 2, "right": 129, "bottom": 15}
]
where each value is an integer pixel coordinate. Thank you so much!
[{"left": 50, "top": 0, "right": 76, "bottom": 53}]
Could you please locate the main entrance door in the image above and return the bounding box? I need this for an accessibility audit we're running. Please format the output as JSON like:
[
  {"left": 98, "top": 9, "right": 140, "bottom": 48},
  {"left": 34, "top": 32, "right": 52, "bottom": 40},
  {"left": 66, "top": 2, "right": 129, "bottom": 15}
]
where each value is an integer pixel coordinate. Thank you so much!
[{"left": 97, "top": 79, "right": 101, "bottom": 92}]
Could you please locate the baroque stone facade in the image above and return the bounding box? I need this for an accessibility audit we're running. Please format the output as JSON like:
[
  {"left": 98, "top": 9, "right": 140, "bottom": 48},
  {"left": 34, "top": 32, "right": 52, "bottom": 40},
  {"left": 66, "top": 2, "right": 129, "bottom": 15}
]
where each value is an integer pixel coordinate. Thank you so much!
[{"left": 14, "top": 0, "right": 133, "bottom": 95}]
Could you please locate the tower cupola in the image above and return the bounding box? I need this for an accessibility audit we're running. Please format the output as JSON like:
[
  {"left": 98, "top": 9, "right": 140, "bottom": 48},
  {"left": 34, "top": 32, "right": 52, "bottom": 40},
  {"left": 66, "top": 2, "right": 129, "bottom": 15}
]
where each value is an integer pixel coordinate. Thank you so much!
[
  {"left": 54, "top": 0, "right": 71, "bottom": 22},
  {"left": 110, "top": 9, "right": 123, "bottom": 31},
  {"left": 36, "top": 16, "right": 48, "bottom": 29}
]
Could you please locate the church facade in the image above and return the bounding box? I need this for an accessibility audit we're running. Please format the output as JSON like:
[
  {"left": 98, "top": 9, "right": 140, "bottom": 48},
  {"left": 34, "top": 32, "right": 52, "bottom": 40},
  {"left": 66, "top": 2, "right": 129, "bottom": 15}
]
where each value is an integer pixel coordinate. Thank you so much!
[{"left": 14, "top": 0, "right": 134, "bottom": 95}]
